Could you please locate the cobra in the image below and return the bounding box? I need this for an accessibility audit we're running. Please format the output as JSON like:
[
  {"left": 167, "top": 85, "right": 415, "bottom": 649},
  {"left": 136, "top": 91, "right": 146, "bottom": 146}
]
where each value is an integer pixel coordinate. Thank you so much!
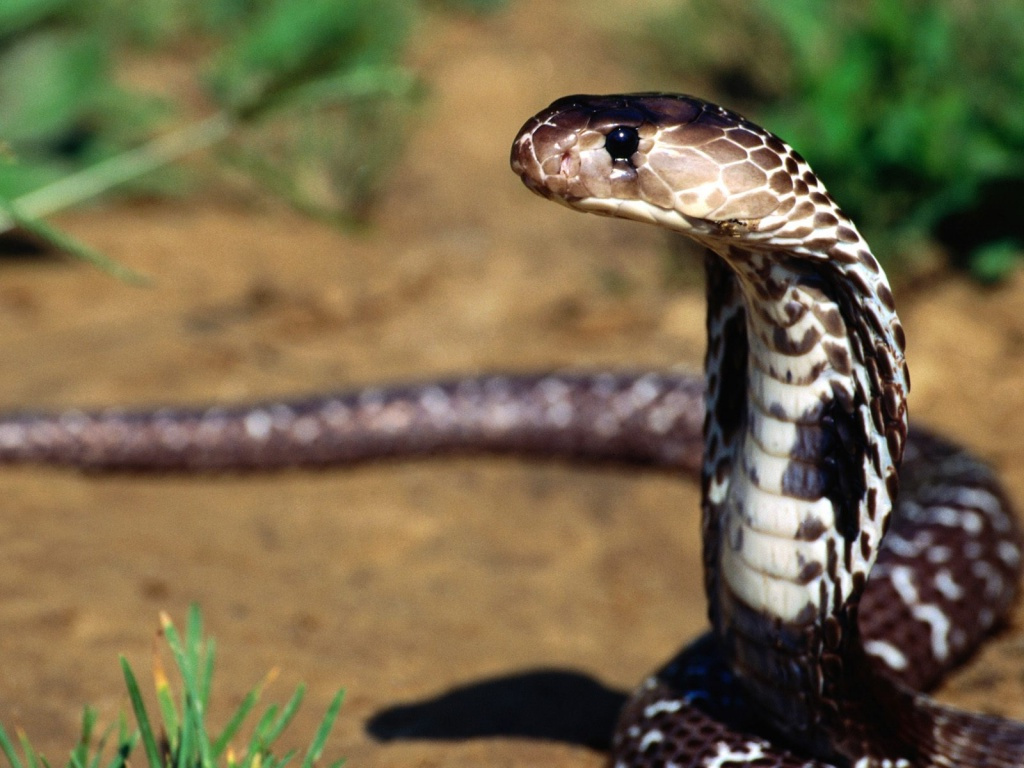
[{"left": 1, "top": 93, "right": 1022, "bottom": 766}]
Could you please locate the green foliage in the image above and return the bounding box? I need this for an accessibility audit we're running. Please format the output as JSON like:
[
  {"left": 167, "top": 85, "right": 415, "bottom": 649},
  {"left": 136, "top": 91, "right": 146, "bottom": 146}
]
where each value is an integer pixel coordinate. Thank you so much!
[
  {"left": 204, "top": 0, "right": 420, "bottom": 221},
  {"left": 0, "top": 0, "right": 75, "bottom": 36},
  {"left": 0, "top": 18, "right": 165, "bottom": 202},
  {"left": 205, "top": 0, "right": 413, "bottom": 117},
  {"left": 0, "top": 0, "right": 507, "bottom": 278},
  {"left": 0, "top": 0, "right": 417, "bottom": 219},
  {"left": 0, "top": 606, "right": 345, "bottom": 768},
  {"left": 967, "top": 240, "right": 1023, "bottom": 286},
  {"left": 84, "top": 0, "right": 264, "bottom": 45},
  {"left": 647, "top": 0, "right": 1024, "bottom": 279}
]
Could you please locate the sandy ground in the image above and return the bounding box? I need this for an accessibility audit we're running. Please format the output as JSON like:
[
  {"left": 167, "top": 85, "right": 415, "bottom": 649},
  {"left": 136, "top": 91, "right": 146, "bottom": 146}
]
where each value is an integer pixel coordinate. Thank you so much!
[{"left": 2, "top": 3, "right": 1024, "bottom": 766}]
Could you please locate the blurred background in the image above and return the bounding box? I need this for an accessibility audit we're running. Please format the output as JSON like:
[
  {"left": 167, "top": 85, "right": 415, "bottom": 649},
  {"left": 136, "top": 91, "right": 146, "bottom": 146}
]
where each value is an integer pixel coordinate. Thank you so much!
[
  {"left": 5, "top": 0, "right": 1024, "bottom": 278},
  {"left": 2, "top": 2, "right": 1024, "bottom": 768}
]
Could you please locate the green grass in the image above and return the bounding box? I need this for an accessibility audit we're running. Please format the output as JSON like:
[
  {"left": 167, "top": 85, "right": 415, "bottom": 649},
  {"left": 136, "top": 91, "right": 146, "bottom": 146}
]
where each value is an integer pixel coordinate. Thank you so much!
[
  {"left": 0, "top": 0, "right": 510, "bottom": 281},
  {"left": 645, "top": 0, "right": 1024, "bottom": 281},
  {"left": 0, "top": 606, "right": 345, "bottom": 768}
]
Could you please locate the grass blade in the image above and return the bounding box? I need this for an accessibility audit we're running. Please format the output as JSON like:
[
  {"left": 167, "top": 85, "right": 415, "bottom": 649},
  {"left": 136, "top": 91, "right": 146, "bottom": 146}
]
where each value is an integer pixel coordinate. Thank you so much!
[
  {"left": 210, "top": 678, "right": 265, "bottom": 760},
  {"left": 1, "top": 113, "right": 232, "bottom": 233},
  {"left": 86, "top": 717, "right": 119, "bottom": 768},
  {"left": 103, "top": 715, "right": 136, "bottom": 768},
  {"left": 120, "top": 657, "right": 162, "bottom": 768},
  {"left": 299, "top": 691, "right": 344, "bottom": 768},
  {"left": 0, "top": 200, "right": 150, "bottom": 285},
  {"left": 159, "top": 611, "right": 211, "bottom": 768},
  {"left": 0, "top": 721, "right": 24, "bottom": 768},
  {"left": 259, "top": 687, "right": 304, "bottom": 748},
  {"left": 17, "top": 730, "right": 39, "bottom": 768},
  {"left": 175, "top": 712, "right": 192, "bottom": 768},
  {"left": 244, "top": 705, "right": 279, "bottom": 766},
  {"left": 152, "top": 641, "right": 179, "bottom": 754},
  {"left": 70, "top": 708, "right": 96, "bottom": 768}
]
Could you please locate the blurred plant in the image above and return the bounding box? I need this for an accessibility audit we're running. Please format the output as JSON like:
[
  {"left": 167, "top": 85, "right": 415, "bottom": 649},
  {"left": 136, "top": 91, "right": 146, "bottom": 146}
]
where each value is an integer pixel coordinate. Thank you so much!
[
  {"left": 205, "top": 0, "right": 417, "bottom": 223},
  {"left": 0, "top": 0, "right": 509, "bottom": 280},
  {"left": 646, "top": 0, "right": 1024, "bottom": 281},
  {"left": 0, "top": 605, "right": 345, "bottom": 768},
  {"left": 429, "top": 0, "right": 509, "bottom": 12}
]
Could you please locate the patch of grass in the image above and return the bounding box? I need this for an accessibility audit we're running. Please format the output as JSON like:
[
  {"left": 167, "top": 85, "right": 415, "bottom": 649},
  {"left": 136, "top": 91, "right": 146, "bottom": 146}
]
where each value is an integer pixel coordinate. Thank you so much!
[
  {"left": 0, "top": 606, "right": 345, "bottom": 768},
  {"left": 0, "top": 0, "right": 510, "bottom": 280},
  {"left": 645, "top": 0, "right": 1024, "bottom": 281}
]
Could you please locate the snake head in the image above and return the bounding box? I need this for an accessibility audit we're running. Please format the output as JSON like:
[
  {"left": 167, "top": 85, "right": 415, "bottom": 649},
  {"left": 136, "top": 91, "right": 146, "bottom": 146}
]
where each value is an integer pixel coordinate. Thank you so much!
[{"left": 510, "top": 93, "right": 831, "bottom": 247}]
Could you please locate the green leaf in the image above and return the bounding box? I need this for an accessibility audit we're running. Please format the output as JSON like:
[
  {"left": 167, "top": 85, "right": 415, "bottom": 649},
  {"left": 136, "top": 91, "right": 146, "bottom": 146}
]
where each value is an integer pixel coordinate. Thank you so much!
[
  {"left": 103, "top": 716, "right": 136, "bottom": 768},
  {"left": 16, "top": 732, "right": 38, "bottom": 768},
  {"left": 260, "top": 687, "right": 305, "bottom": 748},
  {"left": 211, "top": 688, "right": 260, "bottom": 760},
  {"left": 206, "top": 0, "right": 413, "bottom": 117},
  {"left": 161, "top": 613, "right": 213, "bottom": 768},
  {"left": 969, "top": 240, "right": 1022, "bottom": 284},
  {"left": 86, "top": 717, "right": 121, "bottom": 768},
  {"left": 298, "top": 692, "right": 344, "bottom": 768},
  {"left": 0, "top": 31, "right": 106, "bottom": 144},
  {"left": 0, "top": 199, "right": 151, "bottom": 285},
  {"left": 120, "top": 658, "right": 162, "bottom": 768},
  {"left": 0, "top": 721, "right": 24, "bottom": 768},
  {"left": 251, "top": 65, "right": 418, "bottom": 117},
  {"left": 0, "top": 0, "right": 73, "bottom": 36},
  {"left": 70, "top": 708, "right": 97, "bottom": 768}
]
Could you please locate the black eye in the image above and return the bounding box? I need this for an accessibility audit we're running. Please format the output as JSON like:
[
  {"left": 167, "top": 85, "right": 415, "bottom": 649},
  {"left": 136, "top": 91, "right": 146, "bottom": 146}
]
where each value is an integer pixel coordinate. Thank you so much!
[{"left": 604, "top": 126, "right": 639, "bottom": 161}]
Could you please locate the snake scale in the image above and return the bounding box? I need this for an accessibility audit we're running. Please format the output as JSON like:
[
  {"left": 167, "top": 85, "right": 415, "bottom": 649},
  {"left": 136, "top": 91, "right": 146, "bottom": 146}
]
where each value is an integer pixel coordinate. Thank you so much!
[{"left": 3, "top": 94, "right": 1024, "bottom": 766}]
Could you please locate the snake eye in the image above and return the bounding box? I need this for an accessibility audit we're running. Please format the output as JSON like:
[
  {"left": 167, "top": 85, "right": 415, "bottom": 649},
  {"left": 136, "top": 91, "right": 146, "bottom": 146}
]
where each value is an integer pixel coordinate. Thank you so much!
[{"left": 604, "top": 126, "right": 639, "bottom": 161}]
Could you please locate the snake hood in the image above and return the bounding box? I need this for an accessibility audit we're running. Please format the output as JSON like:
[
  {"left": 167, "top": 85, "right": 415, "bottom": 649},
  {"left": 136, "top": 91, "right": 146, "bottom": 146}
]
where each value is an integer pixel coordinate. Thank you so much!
[{"left": 513, "top": 93, "right": 914, "bottom": 764}]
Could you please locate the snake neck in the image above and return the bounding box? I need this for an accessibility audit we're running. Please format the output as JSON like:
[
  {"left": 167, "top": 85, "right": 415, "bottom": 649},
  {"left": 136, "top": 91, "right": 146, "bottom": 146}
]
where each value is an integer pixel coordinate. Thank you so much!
[{"left": 701, "top": 243, "right": 909, "bottom": 762}]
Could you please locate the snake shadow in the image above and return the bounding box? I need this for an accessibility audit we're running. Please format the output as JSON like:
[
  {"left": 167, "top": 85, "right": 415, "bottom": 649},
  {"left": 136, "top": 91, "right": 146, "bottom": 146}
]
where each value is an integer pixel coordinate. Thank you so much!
[{"left": 366, "top": 668, "right": 628, "bottom": 751}]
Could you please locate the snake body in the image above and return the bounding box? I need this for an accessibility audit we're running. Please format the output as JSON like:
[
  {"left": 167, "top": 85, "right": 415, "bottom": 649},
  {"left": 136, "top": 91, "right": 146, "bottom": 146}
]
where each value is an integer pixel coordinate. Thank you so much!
[{"left": 2, "top": 94, "right": 1024, "bottom": 766}]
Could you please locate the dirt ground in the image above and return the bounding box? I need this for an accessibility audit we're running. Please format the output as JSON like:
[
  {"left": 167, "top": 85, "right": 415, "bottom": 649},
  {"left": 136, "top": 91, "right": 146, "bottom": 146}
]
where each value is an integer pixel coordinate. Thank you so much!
[{"left": 2, "top": 3, "right": 1024, "bottom": 766}]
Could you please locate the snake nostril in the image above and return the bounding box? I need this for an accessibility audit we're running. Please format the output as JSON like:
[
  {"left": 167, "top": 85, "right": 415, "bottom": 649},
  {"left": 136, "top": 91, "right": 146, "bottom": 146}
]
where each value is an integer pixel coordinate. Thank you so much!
[{"left": 559, "top": 151, "right": 574, "bottom": 177}]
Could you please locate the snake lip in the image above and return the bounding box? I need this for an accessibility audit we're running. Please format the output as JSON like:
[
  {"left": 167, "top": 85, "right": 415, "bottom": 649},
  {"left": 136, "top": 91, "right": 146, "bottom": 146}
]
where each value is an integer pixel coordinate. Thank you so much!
[{"left": 520, "top": 173, "right": 552, "bottom": 200}]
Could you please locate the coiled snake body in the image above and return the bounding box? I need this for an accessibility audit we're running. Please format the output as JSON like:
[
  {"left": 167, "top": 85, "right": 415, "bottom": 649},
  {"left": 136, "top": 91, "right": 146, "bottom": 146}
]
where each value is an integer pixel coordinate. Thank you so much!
[{"left": 3, "top": 94, "right": 1024, "bottom": 766}]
